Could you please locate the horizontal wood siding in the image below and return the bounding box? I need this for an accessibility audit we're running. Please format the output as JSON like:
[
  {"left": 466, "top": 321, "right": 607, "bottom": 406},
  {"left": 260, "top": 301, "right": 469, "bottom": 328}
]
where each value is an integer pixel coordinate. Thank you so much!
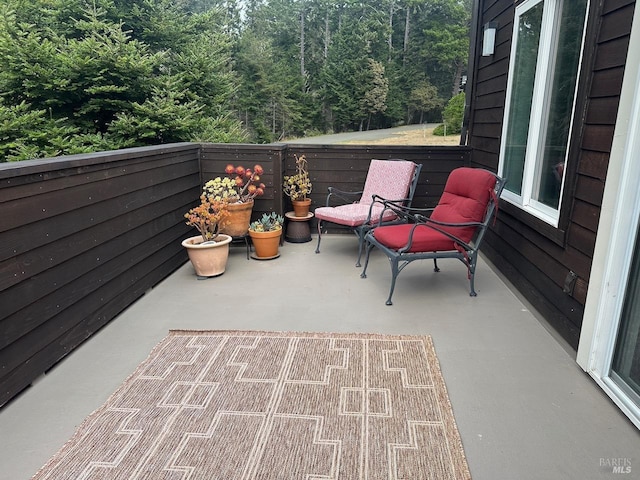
[
  {"left": 0, "top": 144, "right": 201, "bottom": 406},
  {"left": 466, "top": 0, "right": 636, "bottom": 348}
]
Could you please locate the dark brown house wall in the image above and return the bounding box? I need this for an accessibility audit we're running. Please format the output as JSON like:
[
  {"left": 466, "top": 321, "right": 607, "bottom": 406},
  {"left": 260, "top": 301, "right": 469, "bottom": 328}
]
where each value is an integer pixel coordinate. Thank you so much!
[
  {"left": 466, "top": 0, "right": 637, "bottom": 348},
  {"left": 0, "top": 144, "right": 200, "bottom": 407}
]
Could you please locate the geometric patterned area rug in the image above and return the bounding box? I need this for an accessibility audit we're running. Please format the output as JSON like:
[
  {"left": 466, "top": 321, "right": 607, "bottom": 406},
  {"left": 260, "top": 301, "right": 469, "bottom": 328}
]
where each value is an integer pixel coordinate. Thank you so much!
[{"left": 33, "top": 330, "right": 471, "bottom": 479}]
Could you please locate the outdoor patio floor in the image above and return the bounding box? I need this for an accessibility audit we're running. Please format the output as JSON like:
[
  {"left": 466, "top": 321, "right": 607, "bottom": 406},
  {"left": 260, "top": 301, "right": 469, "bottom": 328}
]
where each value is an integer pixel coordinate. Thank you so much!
[{"left": 1, "top": 235, "right": 638, "bottom": 479}]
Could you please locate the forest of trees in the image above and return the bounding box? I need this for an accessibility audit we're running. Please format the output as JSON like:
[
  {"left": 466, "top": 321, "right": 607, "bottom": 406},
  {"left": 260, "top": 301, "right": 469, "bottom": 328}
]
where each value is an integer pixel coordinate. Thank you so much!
[{"left": 0, "top": 0, "right": 471, "bottom": 161}]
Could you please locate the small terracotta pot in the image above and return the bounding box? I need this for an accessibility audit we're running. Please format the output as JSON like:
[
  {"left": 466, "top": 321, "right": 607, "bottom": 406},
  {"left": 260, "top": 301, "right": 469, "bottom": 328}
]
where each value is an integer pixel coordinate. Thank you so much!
[
  {"left": 292, "top": 198, "right": 312, "bottom": 217},
  {"left": 182, "top": 234, "right": 232, "bottom": 277},
  {"left": 249, "top": 228, "right": 282, "bottom": 258}
]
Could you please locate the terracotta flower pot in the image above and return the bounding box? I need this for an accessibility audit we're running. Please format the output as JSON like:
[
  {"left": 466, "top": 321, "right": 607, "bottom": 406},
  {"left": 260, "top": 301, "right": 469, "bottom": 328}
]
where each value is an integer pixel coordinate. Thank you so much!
[
  {"left": 292, "top": 198, "right": 312, "bottom": 217},
  {"left": 182, "top": 234, "right": 232, "bottom": 277},
  {"left": 249, "top": 228, "right": 282, "bottom": 259},
  {"left": 221, "top": 199, "right": 254, "bottom": 237}
]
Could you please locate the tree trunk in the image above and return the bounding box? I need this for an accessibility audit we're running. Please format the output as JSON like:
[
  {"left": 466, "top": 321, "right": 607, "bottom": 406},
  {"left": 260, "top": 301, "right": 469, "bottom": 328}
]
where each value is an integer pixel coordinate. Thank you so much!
[
  {"left": 300, "top": 10, "right": 305, "bottom": 78},
  {"left": 388, "top": 1, "right": 394, "bottom": 60},
  {"left": 324, "top": 103, "right": 333, "bottom": 131},
  {"left": 452, "top": 61, "right": 463, "bottom": 97},
  {"left": 324, "top": 11, "right": 330, "bottom": 59},
  {"left": 272, "top": 100, "right": 276, "bottom": 135},
  {"left": 403, "top": 6, "right": 410, "bottom": 66}
]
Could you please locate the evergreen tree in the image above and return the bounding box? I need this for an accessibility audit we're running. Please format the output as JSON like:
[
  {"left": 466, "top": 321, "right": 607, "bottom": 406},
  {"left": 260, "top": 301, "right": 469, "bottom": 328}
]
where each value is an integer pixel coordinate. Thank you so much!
[
  {"left": 360, "top": 59, "right": 389, "bottom": 131},
  {"left": 0, "top": 0, "right": 473, "bottom": 160},
  {"left": 0, "top": 0, "right": 245, "bottom": 161}
]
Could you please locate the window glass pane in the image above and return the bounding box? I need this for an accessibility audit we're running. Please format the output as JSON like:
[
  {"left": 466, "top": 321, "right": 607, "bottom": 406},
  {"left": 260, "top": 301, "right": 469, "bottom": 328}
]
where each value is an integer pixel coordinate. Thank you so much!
[
  {"left": 503, "top": 1, "right": 545, "bottom": 196},
  {"left": 612, "top": 220, "right": 640, "bottom": 401},
  {"left": 534, "top": 0, "right": 587, "bottom": 209}
]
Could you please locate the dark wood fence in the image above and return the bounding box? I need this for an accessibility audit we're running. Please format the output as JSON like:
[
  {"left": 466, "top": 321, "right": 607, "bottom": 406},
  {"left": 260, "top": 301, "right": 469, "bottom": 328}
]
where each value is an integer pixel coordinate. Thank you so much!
[
  {"left": 0, "top": 143, "right": 200, "bottom": 407},
  {"left": 0, "top": 142, "right": 470, "bottom": 407}
]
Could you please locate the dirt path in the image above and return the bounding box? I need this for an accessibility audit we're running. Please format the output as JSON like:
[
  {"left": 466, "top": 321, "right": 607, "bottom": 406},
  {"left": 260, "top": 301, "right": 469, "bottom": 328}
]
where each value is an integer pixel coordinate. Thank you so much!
[
  {"left": 286, "top": 124, "right": 462, "bottom": 146},
  {"left": 342, "top": 125, "right": 461, "bottom": 146}
]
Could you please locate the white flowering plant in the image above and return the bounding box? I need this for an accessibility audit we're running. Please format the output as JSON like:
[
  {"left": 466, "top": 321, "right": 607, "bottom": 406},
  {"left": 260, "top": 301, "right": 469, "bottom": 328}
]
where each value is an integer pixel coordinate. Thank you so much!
[{"left": 204, "top": 164, "right": 266, "bottom": 203}]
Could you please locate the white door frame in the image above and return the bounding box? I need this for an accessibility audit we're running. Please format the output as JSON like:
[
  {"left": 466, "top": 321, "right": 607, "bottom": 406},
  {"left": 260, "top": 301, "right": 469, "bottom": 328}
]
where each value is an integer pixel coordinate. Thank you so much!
[{"left": 576, "top": 11, "right": 640, "bottom": 429}]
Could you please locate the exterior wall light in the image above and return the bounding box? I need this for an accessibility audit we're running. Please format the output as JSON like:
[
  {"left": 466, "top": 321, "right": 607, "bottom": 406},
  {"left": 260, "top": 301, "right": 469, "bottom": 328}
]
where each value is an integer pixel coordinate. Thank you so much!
[{"left": 482, "top": 22, "right": 498, "bottom": 56}]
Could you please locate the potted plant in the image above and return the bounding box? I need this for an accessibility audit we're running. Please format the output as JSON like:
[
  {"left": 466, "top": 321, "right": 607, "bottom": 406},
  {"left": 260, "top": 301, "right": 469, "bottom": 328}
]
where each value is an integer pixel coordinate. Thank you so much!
[
  {"left": 182, "top": 195, "right": 232, "bottom": 278},
  {"left": 283, "top": 154, "right": 312, "bottom": 217},
  {"left": 248, "top": 212, "right": 285, "bottom": 259},
  {"left": 204, "top": 164, "right": 266, "bottom": 236}
]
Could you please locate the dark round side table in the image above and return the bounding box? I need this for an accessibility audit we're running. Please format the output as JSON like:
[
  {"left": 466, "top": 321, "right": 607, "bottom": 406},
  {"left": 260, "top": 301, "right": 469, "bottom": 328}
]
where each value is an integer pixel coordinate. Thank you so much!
[{"left": 285, "top": 212, "right": 314, "bottom": 243}]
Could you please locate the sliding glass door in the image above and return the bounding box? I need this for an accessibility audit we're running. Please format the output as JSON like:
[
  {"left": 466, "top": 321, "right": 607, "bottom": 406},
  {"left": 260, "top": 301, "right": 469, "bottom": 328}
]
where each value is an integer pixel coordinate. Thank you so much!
[
  {"left": 578, "top": 37, "right": 640, "bottom": 428},
  {"left": 611, "top": 226, "right": 640, "bottom": 407}
]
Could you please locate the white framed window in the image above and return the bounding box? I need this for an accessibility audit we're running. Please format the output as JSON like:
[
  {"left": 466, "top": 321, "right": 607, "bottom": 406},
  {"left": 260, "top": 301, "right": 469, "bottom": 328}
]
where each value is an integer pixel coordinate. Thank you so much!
[{"left": 499, "top": 0, "right": 588, "bottom": 226}]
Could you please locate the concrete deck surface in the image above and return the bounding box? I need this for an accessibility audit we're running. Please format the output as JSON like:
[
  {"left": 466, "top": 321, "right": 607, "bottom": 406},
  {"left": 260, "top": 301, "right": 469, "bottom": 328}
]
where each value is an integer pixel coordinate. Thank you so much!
[{"left": 1, "top": 235, "right": 638, "bottom": 479}]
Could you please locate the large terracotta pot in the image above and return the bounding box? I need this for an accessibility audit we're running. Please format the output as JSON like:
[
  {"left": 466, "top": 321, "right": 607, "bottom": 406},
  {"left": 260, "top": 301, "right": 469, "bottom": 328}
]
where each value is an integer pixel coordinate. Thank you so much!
[
  {"left": 292, "top": 198, "right": 312, "bottom": 217},
  {"left": 182, "top": 234, "right": 232, "bottom": 277},
  {"left": 221, "top": 199, "right": 254, "bottom": 237},
  {"left": 248, "top": 228, "right": 282, "bottom": 259}
]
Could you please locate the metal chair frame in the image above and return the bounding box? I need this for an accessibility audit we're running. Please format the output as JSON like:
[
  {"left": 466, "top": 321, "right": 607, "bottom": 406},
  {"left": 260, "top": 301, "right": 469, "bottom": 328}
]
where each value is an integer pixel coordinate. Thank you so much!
[
  {"left": 361, "top": 169, "right": 506, "bottom": 305},
  {"left": 315, "top": 160, "right": 422, "bottom": 267}
]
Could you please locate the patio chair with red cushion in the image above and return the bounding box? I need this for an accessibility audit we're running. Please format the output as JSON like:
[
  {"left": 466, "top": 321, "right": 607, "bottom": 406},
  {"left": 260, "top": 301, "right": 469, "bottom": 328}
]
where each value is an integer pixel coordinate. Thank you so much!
[
  {"left": 314, "top": 158, "right": 422, "bottom": 266},
  {"left": 360, "top": 167, "right": 506, "bottom": 305}
]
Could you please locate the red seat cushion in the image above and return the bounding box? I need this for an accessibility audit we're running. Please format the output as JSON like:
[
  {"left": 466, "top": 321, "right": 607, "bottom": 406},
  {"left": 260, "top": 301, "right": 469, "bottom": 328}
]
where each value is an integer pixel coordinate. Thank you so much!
[{"left": 372, "top": 223, "right": 457, "bottom": 253}]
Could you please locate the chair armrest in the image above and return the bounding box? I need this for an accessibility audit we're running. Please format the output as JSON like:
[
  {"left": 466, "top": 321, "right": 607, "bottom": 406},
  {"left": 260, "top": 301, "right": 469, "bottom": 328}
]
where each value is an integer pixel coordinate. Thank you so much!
[
  {"left": 371, "top": 195, "right": 435, "bottom": 225},
  {"left": 367, "top": 195, "right": 409, "bottom": 225},
  {"left": 325, "top": 187, "right": 363, "bottom": 206}
]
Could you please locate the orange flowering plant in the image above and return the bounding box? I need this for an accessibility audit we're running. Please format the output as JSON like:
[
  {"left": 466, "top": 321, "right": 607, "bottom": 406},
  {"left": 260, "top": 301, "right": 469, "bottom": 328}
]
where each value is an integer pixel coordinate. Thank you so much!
[
  {"left": 184, "top": 195, "right": 230, "bottom": 243},
  {"left": 204, "top": 164, "right": 266, "bottom": 203}
]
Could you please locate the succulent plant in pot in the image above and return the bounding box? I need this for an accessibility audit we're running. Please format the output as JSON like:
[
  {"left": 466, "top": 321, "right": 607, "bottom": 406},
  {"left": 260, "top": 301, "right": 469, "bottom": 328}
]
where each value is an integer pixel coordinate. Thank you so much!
[
  {"left": 248, "top": 212, "right": 284, "bottom": 259},
  {"left": 181, "top": 195, "right": 232, "bottom": 278},
  {"left": 249, "top": 212, "right": 284, "bottom": 232},
  {"left": 283, "top": 154, "right": 313, "bottom": 217},
  {"left": 184, "top": 195, "right": 230, "bottom": 243}
]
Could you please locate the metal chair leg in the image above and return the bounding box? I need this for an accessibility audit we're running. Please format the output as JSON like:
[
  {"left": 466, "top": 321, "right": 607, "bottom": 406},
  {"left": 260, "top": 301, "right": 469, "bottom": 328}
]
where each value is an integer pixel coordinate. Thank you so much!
[
  {"left": 360, "top": 241, "right": 375, "bottom": 278},
  {"left": 356, "top": 231, "right": 365, "bottom": 267},
  {"left": 433, "top": 258, "right": 440, "bottom": 272},
  {"left": 468, "top": 253, "right": 478, "bottom": 296},
  {"left": 315, "top": 220, "right": 323, "bottom": 253},
  {"left": 469, "top": 274, "right": 478, "bottom": 296},
  {"left": 386, "top": 257, "right": 400, "bottom": 305}
]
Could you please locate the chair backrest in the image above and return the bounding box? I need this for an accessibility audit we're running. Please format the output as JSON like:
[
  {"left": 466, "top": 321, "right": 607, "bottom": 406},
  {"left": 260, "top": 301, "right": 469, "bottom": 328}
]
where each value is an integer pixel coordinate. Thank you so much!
[
  {"left": 360, "top": 159, "right": 419, "bottom": 206},
  {"left": 430, "top": 167, "right": 505, "bottom": 243}
]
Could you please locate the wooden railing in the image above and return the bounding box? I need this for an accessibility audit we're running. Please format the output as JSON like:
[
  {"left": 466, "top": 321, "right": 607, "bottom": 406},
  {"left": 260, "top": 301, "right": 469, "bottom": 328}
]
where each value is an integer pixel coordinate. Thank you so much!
[{"left": 0, "top": 142, "right": 470, "bottom": 406}]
